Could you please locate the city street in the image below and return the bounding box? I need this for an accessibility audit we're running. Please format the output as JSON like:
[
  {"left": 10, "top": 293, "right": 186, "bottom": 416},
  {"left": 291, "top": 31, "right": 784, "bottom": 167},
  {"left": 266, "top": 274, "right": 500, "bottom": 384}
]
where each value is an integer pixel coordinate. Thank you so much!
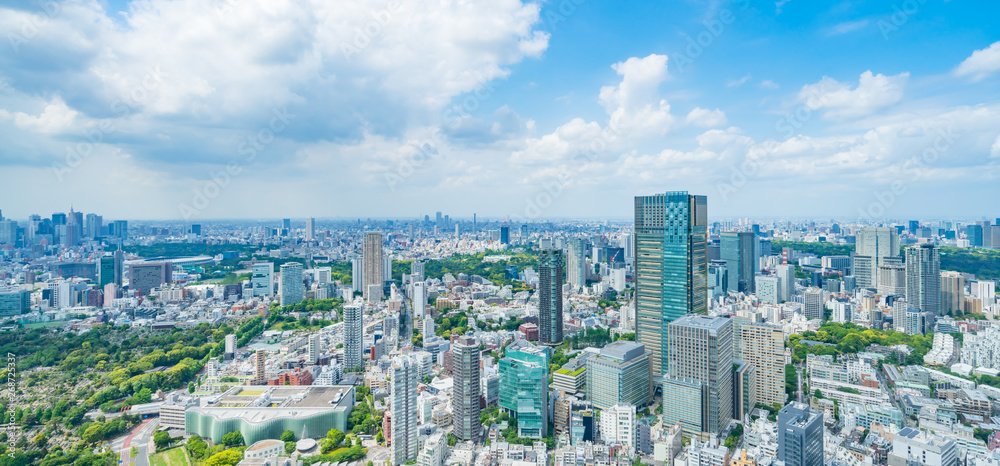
[{"left": 114, "top": 418, "right": 158, "bottom": 466}]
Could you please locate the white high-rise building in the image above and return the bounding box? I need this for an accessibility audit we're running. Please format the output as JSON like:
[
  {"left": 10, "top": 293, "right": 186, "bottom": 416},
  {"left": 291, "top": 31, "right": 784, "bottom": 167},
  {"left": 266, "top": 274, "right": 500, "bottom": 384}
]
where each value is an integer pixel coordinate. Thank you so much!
[
  {"left": 305, "top": 217, "right": 315, "bottom": 241},
  {"left": 390, "top": 356, "right": 419, "bottom": 465},
  {"left": 416, "top": 430, "right": 446, "bottom": 466},
  {"left": 600, "top": 403, "right": 637, "bottom": 457},
  {"left": 854, "top": 227, "right": 901, "bottom": 289},
  {"left": 352, "top": 257, "right": 363, "bottom": 293},
  {"left": 251, "top": 262, "right": 274, "bottom": 297},
  {"left": 422, "top": 317, "right": 435, "bottom": 338},
  {"left": 314, "top": 267, "right": 332, "bottom": 285},
  {"left": 412, "top": 281, "right": 426, "bottom": 320},
  {"left": 308, "top": 333, "right": 322, "bottom": 364},
  {"left": 279, "top": 262, "right": 304, "bottom": 306},
  {"left": 344, "top": 302, "right": 364, "bottom": 371},
  {"left": 224, "top": 334, "right": 236, "bottom": 357},
  {"left": 383, "top": 256, "right": 393, "bottom": 282},
  {"left": 973, "top": 280, "right": 996, "bottom": 307},
  {"left": 756, "top": 275, "right": 779, "bottom": 305},
  {"left": 567, "top": 238, "right": 587, "bottom": 291},
  {"left": 363, "top": 232, "right": 384, "bottom": 301}
]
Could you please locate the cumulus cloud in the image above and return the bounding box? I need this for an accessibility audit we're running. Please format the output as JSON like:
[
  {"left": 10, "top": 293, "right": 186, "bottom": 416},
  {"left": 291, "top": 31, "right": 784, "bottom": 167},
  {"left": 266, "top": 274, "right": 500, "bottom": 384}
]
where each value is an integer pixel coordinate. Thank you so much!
[
  {"left": 799, "top": 70, "right": 908, "bottom": 120},
  {"left": 686, "top": 107, "right": 727, "bottom": 127},
  {"left": 954, "top": 41, "right": 1000, "bottom": 81},
  {"left": 598, "top": 54, "right": 674, "bottom": 137}
]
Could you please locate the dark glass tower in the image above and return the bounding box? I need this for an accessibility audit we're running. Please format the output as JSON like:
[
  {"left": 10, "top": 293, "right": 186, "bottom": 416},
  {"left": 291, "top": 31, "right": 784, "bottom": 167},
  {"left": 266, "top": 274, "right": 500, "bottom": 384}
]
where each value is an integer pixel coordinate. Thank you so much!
[{"left": 538, "top": 248, "right": 564, "bottom": 346}]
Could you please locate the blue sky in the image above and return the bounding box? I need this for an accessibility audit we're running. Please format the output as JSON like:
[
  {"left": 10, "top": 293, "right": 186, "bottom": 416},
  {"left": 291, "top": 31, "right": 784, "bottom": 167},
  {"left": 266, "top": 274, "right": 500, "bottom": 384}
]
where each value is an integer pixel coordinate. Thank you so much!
[{"left": 0, "top": 0, "right": 998, "bottom": 221}]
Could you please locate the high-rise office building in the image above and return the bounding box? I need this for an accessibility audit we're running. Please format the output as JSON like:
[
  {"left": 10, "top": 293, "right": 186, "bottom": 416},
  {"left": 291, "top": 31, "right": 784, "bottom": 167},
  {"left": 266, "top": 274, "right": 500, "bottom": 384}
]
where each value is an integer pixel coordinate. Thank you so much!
[
  {"left": 281, "top": 218, "right": 291, "bottom": 235},
  {"left": 411, "top": 260, "right": 424, "bottom": 279},
  {"left": 305, "top": 217, "right": 315, "bottom": 241},
  {"left": 363, "top": 232, "right": 384, "bottom": 301},
  {"left": 113, "top": 220, "right": 128, "bottom": 241},
  {"left": 452, "top": 336, "right": 482, "bottom": 443},
  {"left": 390, "top": 356, "right": 419, "bottom": 465},
  {"left": 251, "top": 262, "right": 274, "bottom": 297},
  {"left": 777, "top": 402, "right": 824, "bottom": 466},
  {"left": 279, "top": 262, "right": 304, "bottom": 307},
  {"left": 776, "top": 264, "right": 795, "bottom": 302},
  {"left": 538, "top": 248, "right": 564, "bottom": 346},
  {"left": 967, "top": 224, "right": 984, "bottom": 247},
  {"left": 412, "top": 281, "right": 426, "bottom": 320},
  {"left": 721, "top": 232, "right": 756, "bottom": 293},
  {"left": 351, "top": 257, "right": 363, "bottom": 293},
  {"left": 84, "top": 213, "right": 102, "bottom": 238},
  {"left": 585, "top": 341, "right": 652, "bottom": 411},
  {"left": 663, "top": 314, "right": 732, "bottom": 435},
  {"left": 343, "top": 302, "right": 364, "bottom": 371},
  {"left": 600, "top": 403, "right": 637, "bottom": 457},
  {"left": 113, "top": 249, "right": 124, "bottom": 287},
  {"left": 128, "top": 261, "right": 173, "bottom": 295},
  {"left": 707, "top": 260, "right": 728, "bottom": 301},
  {"left": 634, "top": 192, "right": 707, "bottom": 376},
  {"left": 905, "top": 244, "right": 941, "bottom": 315},
  {"left": 500, "top": 225, "right": 510, "bottom": 244},
  {"left": 739, "top": 323, "right": 785, "bottom": 406},
  {"left": 499, "top": 342, "right": 549, "bottom": 439},
  {"left": 940, "top": 271, "right": 964, "bottom": 315},
  {"left": 854, "top": 227, "right": 900, "bottom": 289},
  {"left": 99, "top": 255, "right": 115, "bottom": 288},
  {"left": 803, "top": 288, "right": 824, "bottom": 320},
  {"left": 566, "top": 238, "right": 587, "bottom": 291}
]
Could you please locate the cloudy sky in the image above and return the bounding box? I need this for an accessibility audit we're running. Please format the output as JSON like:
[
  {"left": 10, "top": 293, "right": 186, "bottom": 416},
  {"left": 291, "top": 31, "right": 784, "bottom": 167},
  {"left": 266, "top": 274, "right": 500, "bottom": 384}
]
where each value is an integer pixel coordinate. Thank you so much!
[{"left": 1, "top": 0, "right": 998, "bottom": 221}]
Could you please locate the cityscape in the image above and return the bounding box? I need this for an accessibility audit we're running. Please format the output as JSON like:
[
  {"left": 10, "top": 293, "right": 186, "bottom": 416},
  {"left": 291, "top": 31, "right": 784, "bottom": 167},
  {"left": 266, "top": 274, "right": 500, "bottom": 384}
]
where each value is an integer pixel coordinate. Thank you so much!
[{"left": 1, "top": 2, "right": 1000, "bottom": 466}]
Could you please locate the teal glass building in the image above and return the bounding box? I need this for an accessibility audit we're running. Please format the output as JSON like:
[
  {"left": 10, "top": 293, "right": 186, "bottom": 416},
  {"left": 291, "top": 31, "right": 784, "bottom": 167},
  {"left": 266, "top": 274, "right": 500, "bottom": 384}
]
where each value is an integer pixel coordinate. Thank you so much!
[{"left": 499, "top": 341, "right": 550, "bottom": 439}]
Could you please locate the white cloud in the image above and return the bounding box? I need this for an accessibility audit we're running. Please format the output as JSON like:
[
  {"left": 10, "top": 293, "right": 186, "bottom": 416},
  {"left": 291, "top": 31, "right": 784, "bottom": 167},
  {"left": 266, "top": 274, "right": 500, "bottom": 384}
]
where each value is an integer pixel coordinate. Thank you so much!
[
  {"left": 686, "top": 107, "right": 727, "bottom": 127},
  {"left": 5, "top": 98, "right": 79, "bottom": 134},
  {"left": 799, "top": 70, "right": 908, "bottom": 120},
  {"left": 992, "top": 135, "right": 1000, "bottom": 158},
  {"left": 598, "top": 54, "right": 673, "bottom": 137},
  {"left": 823, "top": 19, "right": 869, "bottom": 37},
  {"left": 727, "top": 75, "right": 751, "bottom": 87},
  {"left": 760, "top": 80, "right": 779, "bottom": 89},
  {"left": 954, "top": 41, "right": 1000, "bottom": 82}
]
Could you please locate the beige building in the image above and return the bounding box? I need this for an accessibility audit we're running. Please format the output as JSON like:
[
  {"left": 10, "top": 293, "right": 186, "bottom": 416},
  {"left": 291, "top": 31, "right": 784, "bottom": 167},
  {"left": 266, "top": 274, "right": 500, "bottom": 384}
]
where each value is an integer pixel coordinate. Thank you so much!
[
  {"left": 740, "top": 323, "right": 786, "bottom": 406},
  {"left": 362, "top": 231, "right": 383, "bottom": 302}
]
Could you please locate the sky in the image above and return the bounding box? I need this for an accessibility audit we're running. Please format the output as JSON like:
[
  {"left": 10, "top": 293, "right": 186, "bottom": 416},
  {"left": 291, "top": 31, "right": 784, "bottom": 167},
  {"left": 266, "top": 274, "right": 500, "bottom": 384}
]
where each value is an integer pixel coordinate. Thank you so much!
[{"left": 1, "top": 0, "right": 999, "bottom": 221}]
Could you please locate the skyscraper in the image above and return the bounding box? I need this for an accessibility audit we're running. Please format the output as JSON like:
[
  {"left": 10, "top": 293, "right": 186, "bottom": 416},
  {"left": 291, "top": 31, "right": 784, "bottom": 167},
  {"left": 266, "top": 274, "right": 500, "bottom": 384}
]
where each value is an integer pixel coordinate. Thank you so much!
[
  {"left": 343, "top": 302, "right": 364, "bottom": 372},
  {"left": 803, "top": 288, "right": 824, "bottom": 320},
  {"left": 99, "top": 255, "right": 115, "bottom": 288},
  {"left": 363, "top": 232, "right": 384, "bottom": 301},
  {"left": 720, "top": 231, "right": 756, "bottom": 293},
  {"left": 279, "top": 262, "right": 304, "bottom": 306},
  {"left": 538, "top": 248, "right": 564, "bottom": 346},
  {"left": 500, "top": 225, "right": 510, "bottom": 244},
  {"left": 777, "top": 402, "right": 824, "bottom": 466},
  {"left": 390, "top": 356, "right": 419, "bottom": 465},
  {"left": 566, "top": 238, "right": 587, "bottom": 291},
  {"left": 854, "top": 227, "right": 900, "bottom": 290},
  {"left": 251, "top": 262, "right": 274, "bottom": 297},
  {"left": 412, "top": 281, "right": 426, "bottom": 320},
  {"left": 224, "top": 334, "right": 236, "bottom": 359},
  {"left": 634, "top": 192, "right": 707, "bottom": 376},
  {"left": 305, "top": 217, "right": 315, "bottom": 241},
  {"left": 585, "top": 341, "right": 652, "bottom": 411},
  {"left": 499, "top": 341, "right": 549, "bottom": 439},
  {"left": 663, "top": 314, "right": 732, "bottom": 435},
  {"left": 113, "top": 248, "right": 124, "bottom": 287},
  {"left": 967, "top": 224, "right": 984, "bottom": 247},
  {"left": 906, "top": 244, "right": 941, "bottom": 315},
  {"left": 940, "top": 271, "right": 964, "bottom": 315},
  {"left": 452, "top": 336, "right": 482, "bottom": 443},
  {"left": 739, "top": 322, "right": 785, "bottom": 406}
]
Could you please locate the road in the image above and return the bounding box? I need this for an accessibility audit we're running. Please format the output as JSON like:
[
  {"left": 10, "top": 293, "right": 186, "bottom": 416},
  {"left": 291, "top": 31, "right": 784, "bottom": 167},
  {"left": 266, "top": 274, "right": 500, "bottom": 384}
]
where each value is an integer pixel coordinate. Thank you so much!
[{"left": 115, "top": 418, "right": 158, "bottom": 466}]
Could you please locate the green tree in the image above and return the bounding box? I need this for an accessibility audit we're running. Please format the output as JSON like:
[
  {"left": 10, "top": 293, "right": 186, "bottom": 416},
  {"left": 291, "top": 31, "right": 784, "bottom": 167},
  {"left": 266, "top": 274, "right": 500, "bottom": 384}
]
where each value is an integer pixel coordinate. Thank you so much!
[
  {"left": 154, "top": 430, "right": 171, "bottom": 448},
  {"left": 205, "top": 449, "right": 243, "bottom": 466},
  {"left": 188, "top": 381, "right": 196, "bottom": 393},
  {"left": 285, "top": 441, "right": 296, "bottom": 454},
  {"left": 222, "top": 430, "right": 244, "bottom": 447},
  {"left": 281, "top": 430, "right": 295, "bottom": 442},
  {"left": 326, "top": 428, "right": 345, "bottom": 449}
]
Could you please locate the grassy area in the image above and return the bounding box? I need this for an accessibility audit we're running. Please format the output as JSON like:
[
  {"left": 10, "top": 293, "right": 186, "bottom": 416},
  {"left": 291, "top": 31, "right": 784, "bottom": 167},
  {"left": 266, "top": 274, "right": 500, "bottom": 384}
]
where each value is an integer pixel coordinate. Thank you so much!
[
  {"left": 151, "top": 446, "right": 189, "bottom": 466},
  {"left": 556, "top": 366, "right": 585, "bottom": 376}
]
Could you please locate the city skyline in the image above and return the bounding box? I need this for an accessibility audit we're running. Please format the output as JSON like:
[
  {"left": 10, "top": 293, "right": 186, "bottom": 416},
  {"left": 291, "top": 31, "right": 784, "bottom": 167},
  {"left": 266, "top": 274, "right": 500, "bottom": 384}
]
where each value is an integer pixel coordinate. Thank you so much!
[{"left": 1, "top": 2, "right": 999, "bottom": 219}]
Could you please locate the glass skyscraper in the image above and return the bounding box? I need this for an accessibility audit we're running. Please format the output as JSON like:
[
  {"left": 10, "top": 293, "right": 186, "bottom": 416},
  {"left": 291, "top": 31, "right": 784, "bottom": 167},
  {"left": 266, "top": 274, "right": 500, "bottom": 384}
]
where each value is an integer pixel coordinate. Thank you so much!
[
  {"left": 538, "top": 248, "right": 564, "bottom": 346},
  {"left": 634, "top": 191, "right": 707, "bottom": 376},
  {"left": 499, "top": 341, "right": 549, "bottom": 439},
  {"left": 663, "top": 314, "right": 733, "bottom": 436}
]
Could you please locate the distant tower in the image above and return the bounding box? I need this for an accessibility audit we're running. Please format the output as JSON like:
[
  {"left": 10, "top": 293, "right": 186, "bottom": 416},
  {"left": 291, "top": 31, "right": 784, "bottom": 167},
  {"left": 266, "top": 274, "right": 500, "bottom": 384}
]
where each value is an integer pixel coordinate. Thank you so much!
[
  {"left": 906, "top": 244, "right": 941, "bottom": 315},
  {"left": 305, "top": 218, "right": 315, "bottom": 241},
  {"left": 363, "top": 232, "right": 384, "bottom": 301}
]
